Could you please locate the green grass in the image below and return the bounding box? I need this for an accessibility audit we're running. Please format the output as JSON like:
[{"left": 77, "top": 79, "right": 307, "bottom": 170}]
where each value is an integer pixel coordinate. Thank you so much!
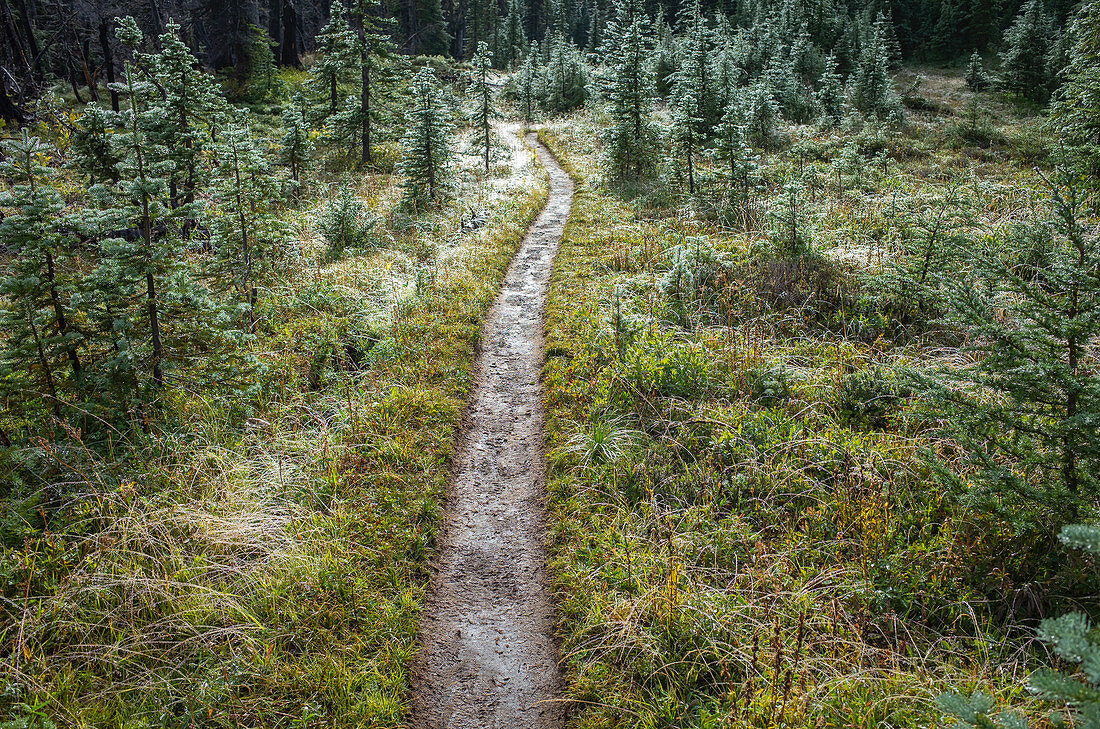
[
  {"left": 537, "top": 89, "right": 1057, "bottom": 727},
  {"left": 0, "top": 113, "right": 547, "bottom": 726}
]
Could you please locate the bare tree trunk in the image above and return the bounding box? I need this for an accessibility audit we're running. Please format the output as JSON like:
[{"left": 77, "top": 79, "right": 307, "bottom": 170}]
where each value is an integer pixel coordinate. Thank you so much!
[
  {"left": 100, "top": 19, "right": 119, "bottom": 111},
  {"left": 280, "top": 0, "right": 299, "bottom": 65}
]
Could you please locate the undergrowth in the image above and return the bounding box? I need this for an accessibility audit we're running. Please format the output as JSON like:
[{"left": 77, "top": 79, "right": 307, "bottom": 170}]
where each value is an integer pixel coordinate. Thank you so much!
[{"left": 538, "top": 83, "right": 1062, "bottom": 727}]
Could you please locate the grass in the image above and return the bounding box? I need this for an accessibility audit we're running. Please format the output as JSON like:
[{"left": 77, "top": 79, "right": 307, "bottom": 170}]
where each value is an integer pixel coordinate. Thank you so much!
[
  {"left": 536, "top": 74, "right": 1064, "bottom": 727},
  {"left": 0, "top": 86, "right": 548, "bottom": 724}
]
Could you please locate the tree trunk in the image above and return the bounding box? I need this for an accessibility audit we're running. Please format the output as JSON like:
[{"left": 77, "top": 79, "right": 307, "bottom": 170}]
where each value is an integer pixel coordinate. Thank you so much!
[
  {"left": 100, "top": 19, "right": 118, "bottom": 110},
  {"left": 362, "top": 43, "right": 371, "bottom": 165},
  {"left": 280, "top": 0, "right": 300, "bottom": 66},
  {"left": 45, "top": 249, "right": 82, "bottom": 378},
  {"left": 11, "top": 0, "right": 40, "bottom": 74},
  {"left": 79, "top": 34, "right": 98, "bottom": 101},
  {"left": 147, "top": 271, "right": 164, "bottom": 387},
  {"left": 0, "top": 71, "right": 25, "bottom": 125},
  {"left": 28, "top": 306, "right": 62, "bottom": 420}
]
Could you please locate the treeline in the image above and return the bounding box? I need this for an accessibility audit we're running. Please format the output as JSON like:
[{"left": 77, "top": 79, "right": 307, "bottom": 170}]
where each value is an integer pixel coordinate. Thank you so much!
[{"left": 0, "top": 0, "right": 1082, "bottom": 124}]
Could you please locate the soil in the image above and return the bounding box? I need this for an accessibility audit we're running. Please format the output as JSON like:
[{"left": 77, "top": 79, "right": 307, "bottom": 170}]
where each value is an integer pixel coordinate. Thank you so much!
[{"left": 410, "top": 131, "right": 573, "bottom": 729}]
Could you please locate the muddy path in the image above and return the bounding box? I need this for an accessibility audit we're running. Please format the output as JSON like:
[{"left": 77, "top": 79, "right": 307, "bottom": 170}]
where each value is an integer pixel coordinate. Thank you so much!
[{"left": 409, "top": 131, "right": 573, "bottom": 729}]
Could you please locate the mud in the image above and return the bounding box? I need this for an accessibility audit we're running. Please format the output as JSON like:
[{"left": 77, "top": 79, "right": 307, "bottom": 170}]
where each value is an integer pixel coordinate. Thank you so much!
[{"left": 409, "top": 132, "right": 573, "bottom": 729}]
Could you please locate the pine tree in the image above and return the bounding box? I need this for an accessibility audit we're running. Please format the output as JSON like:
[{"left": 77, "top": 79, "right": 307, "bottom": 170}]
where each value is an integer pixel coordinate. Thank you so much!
[
  {"left": 926, "top": 167, "right": 1100, "bottom": 536},
  {"left": 1049, "top": 0, "right": 1100, "bottom": 187},
  {"left": 816, "top": 52, "right": 844, "bottom": 126},
  {"left": 0, "top": 133, "right": 82, "bottom": 420},
  {"left": 1029, "top": 524, "right": 1100, "bottom": 726},
  {"left": 70, "top": 104, "right": 122, "bottom": 184},
  {"left": 502, "top": 0, "right": 528, "bottom": 69},
  {"left": 850, "top": 11, "right": 903, "bottom": 123},
  {"left": 471, "top": 41, "right": 494, "bottom": 173},
  {"left": 712, "top": 105, "right": 759, "bottom": 207},
  {"left": 939, "top": 523, "right": 1100, "bottom": 729},
  {"left": 653, "top": 17, "right": 677, "bottom": 98},
  {"left": 596, "top": 1, "right": 660, "bottom": 181},
  {"left": 964, "top": 51, "right": 992, "bottom": 91},
  {"left": 141, "top": 21, "right": 228, "bottom": 214},
  {"left": 669, "top": 46, "right": 704, "bottom": 195},
  {"left": 399, "top": 67, "right": 453, "bottom": 208},
  {"left": 210, "top": 117, "right": 286, "bottom": 329},
  {"left": 247, "top": 23, "right": 279, "bottom": 100},
  {"left": 518, "top": 40, "right": 540, "bottom": 122},
  {"left": 999, "top": 0, "right": 1052, "bottom": 102},
  {"left": 309, "top": 1, "right": 361, "bottom": 119},
  {"left": 741, "top": 82, "right": 781, "bottom": 149},
  {"left": 279, "top": 105, "right": 314, "bottom": 184},
  {"left": 678, "top": 0, "right": 715, "bottom": 128},
  {"left": 544, "top": 31, "right": 588, "bottom": 112}
]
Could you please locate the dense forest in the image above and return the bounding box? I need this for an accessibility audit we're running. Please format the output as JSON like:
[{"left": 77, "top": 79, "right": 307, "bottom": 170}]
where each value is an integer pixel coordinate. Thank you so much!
[{"left": 1, "top": 0, "right": 1100, "bottom": 725}]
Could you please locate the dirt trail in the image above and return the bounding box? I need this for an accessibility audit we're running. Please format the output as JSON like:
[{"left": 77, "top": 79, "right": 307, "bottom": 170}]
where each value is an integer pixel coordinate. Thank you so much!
[{"left": 410, "top": 131, "right": 572, "bottom": 729}]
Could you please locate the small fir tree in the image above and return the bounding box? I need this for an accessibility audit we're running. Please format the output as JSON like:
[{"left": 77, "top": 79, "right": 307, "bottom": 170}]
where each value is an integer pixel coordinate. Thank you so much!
[
  {"left": 964, "top": 51, "right": 992, "bottom": 92},
  {"left": 399, "top": 67, "right": 453, "bottom": 209},
  {"left": 596, "top": 1, "right": 661, "bottom": 181},
  {"left": 711, "top": 108, "right": 759, "bottom": 207},
  {"left": 518, "top": 41, "right": 540, "bottom": 123},
  {"left": 816, "top": 53, "right": 844, "bottom": 127},
  {"left": 0, "top": 133, "right": 82, "bottom": 420},
  {"left": 740, "top": 83, "right": 781, "bottom": 149},
  {"left": 309, "top": 0, "right": 361, "bottom": 118},
  {"left": 210, "top": 117, "right": 286, "bottom": 329},
  {"left": 849, "top": 11, "right": 903, "bottom": 123},
  {"left": 279, "top": 105, "right": 314, "bottom": 184},
  {"left": 925, "top": 167, "right": 1100, "bottom": 537},
  {"left": 247, "top": 24, "right": 279, "bottom": 100},
  {"left": 544, "top": 32, "right": 588, "bottom": 113},
  {"left": 470, "top": 41, "right": 494, "bottom": 173},
  {"left": 669, "top": 50, "right": 704, "bottom": 195},
  {"left": 70, "top": 104, "right": 122, "bottom": 184}
]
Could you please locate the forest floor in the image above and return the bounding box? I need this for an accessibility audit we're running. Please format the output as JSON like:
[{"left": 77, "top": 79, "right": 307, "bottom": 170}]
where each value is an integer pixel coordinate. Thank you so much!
[{"left": 410, "top": 130, "right": 571, "bottom": 729}]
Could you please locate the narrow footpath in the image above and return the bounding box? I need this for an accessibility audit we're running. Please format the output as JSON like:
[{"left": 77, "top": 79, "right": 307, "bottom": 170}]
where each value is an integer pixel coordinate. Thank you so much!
[{"left": 410, "top": 132, "right": 573, "bottom": 729}]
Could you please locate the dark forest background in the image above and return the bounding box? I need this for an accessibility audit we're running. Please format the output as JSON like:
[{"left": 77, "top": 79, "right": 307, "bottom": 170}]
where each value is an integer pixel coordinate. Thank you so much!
[{"left": 0, "top": 0, "right": 1079, "bottom": 122}]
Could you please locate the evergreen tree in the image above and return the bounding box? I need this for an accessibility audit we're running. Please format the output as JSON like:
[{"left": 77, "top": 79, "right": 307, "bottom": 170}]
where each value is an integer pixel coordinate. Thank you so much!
[
  {"left": 140, "top": 21, "right": 228, "bottom": 214},
  {"left": 964, "top": 51, "right": 992, "bottom": 91},
  {"left": 71, "top": 104, "right": 122, "bottom": 184},
  {"left": 669, "top": 45, "right": 704, "bottom": 195},
  {"left": 653, "top": 17, "right": 677, "bottom": 98},
  {"left": 247, "top": 23, "right": 278, "bottom": 100},
  {"left": 711, "top": 106, "right": 759, "bottom": 207},
  {"left": 471, "top": 41, "right": 494, "bottom": 173},
  {"left": 1049, "top": 0, "right": 1100, "bottom": 187},
  {"left": 999, "top": 0, "right": 1052, "bottom": 102},
  {"left": 399, "top": 67, "right": 453, "bottom": 208},
  {"left": 926, "top": 168, "right": 1100, "bottom": 535},
  {"left": 544, "top": 31, "right": 588, "bottom": 112},
  {"left": 210, "top": 117, "right": 286, "bottom": 329},
  {"left": 849, "top": 11, "right": 903, "bottom": 123},
  {"left": 502, "top": 0, "right": 528, "bottom": 69},
  {"left": 518, "top": 40, "right": 540, "bottom": 122},
  {"left": 740, "top": 82, "right": 781, "bottom": 149},
  {"left": 279, "top": 105, "right": 314, "bottom": 184},
  {"left": 1029, "top": 524, "right": 1100, "bottom": 726},
  {"left": 816, "top": 52, "right": 845, "bottom": 126},
  {"left": 678, "top": 0, "right": 715, "bottom": 128},
  {"left": 0, "top": 133, "right": 81, "bottom": 420},
  {"left": 596, "top": 1, "right": 661, "bottom": 181},
  {"left": 309, "top": 1, "right": 361, "bottom": 118}
]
